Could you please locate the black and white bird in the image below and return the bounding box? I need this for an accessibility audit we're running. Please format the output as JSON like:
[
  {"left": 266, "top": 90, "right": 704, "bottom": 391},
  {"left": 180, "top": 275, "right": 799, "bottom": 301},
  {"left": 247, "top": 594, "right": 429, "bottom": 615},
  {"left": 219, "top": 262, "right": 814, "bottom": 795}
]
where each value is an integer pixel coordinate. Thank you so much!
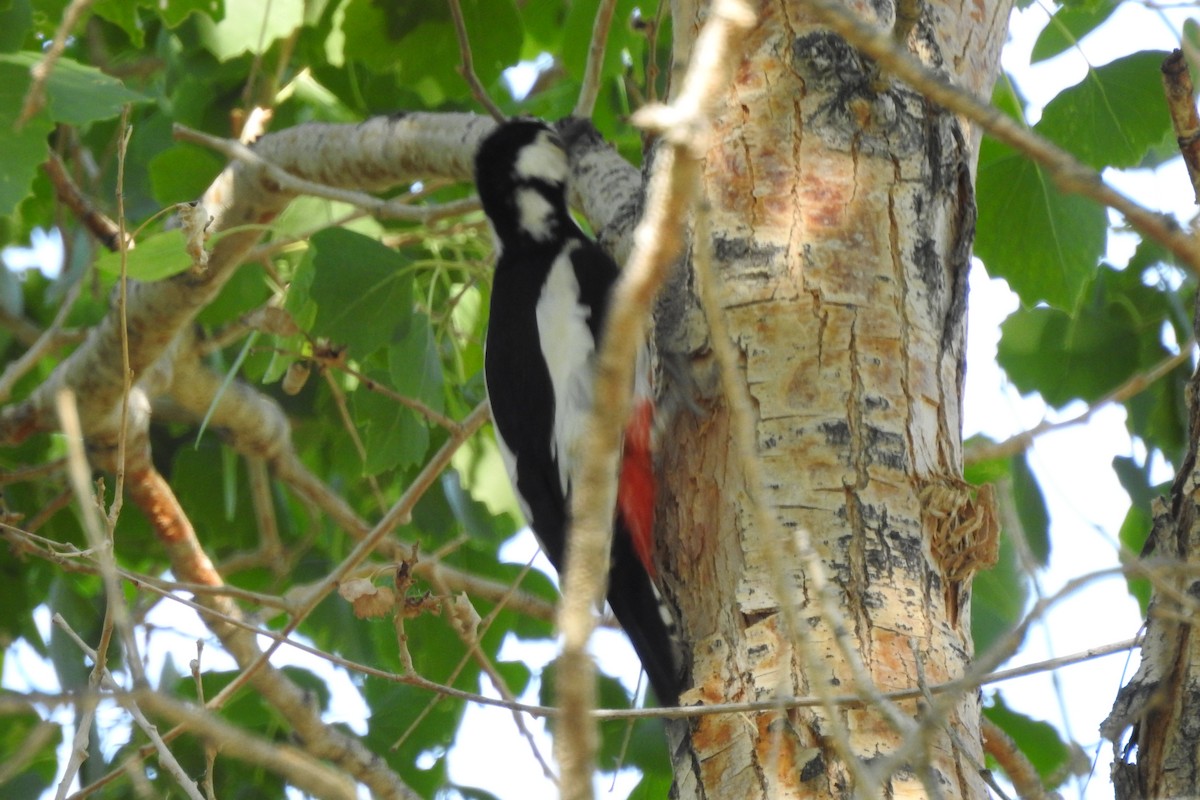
[{"left": 474, "top": 118, "right": 680, "bottom": 706}]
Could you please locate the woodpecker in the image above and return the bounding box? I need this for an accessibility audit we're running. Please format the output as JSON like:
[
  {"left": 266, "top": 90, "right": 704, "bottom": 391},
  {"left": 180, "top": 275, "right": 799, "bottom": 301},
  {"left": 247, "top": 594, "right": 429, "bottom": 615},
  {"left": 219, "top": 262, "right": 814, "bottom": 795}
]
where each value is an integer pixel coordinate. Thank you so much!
[{"left": 475, "top": 118, "right": 680, "bottom": 706}]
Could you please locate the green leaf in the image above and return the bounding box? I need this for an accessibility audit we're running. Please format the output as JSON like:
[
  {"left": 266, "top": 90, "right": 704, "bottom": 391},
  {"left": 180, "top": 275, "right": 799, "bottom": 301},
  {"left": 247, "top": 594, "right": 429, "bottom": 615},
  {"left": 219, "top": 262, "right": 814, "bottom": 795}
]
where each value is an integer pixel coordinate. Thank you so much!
[
  {"left": 354, "top": 373, "right": 428, "bottom": 474},
  {"left": 157, "top": 0, "right": 221, "bottom": 28},
  {"left": 94, "top": 0, "right": 149, "bottom": 47},
  {"left": 975, "top": 144, "right": 1105, "bottom": 309},
  {"left": 1011, "top": 454, "right": 1050, "bottom": 566},
  {"left": 1036, "top": 51, "right": 1174, "bottom": 170},
  {"left": 997, "top": 306, "right": 1135, "bottom": 408},
  {"left": 451, "top": 429, "right": 523, "bottom": 524},
  {"left": 94, "top": 229, "right": 194, "bottom": 281},
  {"left": 0, "top": 51, "right": 148, "bottom": 124},
  {"left": 1030, "top": 0, "right": 1119, "bottom": 63},
  {"left": 1118, "top": 505, "right": 1152, "bottom": 613},
  {"left": 997, "top": 264, "right": 1183, "bottom": 409},
  {"left": 339, "top": 0, "right": 404, "bottom": 72},
  {"left": 0, "top": 711, "right": 57, "bottom": 795},
  {"left": 148, "top": 145, "right": 224, "bottom": 205},
  {"left": 971, "top": 529, "right": 1028, "bottom": 654},
  {"left": 0, "top": 62, "right": 54, "bottom": 217},
  {"left": 390, "top": 313, "right": 444, "bottom": 415},
  {"left": 0, "top": 0, "right": 32, "bottom": 53},
  {"left": 195, "top": 0, "right": 304, "bottom": 61},
  {"left": 963, "top": 437, "right": 1011, "bottom": 485},
  {"left": 309, "top": 228, "right": 413, "bottom": 357},
  {"left": 984, "top": 693, "right": 1074, "bottom": 787}
]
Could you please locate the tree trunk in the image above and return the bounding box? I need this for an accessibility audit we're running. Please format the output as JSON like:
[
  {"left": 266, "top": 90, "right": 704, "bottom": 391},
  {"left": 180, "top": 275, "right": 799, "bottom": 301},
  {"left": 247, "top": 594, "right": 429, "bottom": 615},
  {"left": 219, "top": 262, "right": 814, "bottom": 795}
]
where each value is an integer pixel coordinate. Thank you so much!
[
  {"left": 1104, "top": 296, "right": 1200, "bottom": 799},
  {"left": 658, "top": 0, "right": 1011, "bottom": 795}
]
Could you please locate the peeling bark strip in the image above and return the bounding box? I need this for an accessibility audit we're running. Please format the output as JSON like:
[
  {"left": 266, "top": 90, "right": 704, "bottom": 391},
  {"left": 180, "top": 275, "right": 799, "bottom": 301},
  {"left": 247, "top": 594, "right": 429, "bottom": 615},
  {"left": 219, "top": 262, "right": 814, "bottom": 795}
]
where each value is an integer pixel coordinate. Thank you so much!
[{"left": 657, "top": 0, "right": 1011, "bottom": 796}]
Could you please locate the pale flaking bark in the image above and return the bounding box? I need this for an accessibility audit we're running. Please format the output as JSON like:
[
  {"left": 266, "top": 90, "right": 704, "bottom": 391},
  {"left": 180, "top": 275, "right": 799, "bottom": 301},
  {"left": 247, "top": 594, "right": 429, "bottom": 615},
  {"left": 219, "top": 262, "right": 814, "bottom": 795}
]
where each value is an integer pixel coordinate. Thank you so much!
[{"left": 655, "top": 0, "right": 1011, "bottom": 796}]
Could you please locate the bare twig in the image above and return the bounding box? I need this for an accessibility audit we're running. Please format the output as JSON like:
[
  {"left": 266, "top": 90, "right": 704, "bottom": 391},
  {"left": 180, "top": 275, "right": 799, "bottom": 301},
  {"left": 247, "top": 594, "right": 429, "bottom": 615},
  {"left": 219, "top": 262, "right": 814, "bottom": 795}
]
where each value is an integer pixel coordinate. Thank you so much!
[
  {"left": 110, "top": 109, "right": 134, "bottom": 524},
  {"left": 446, "top": 0, "right": 506, "bottom": 122},
  {"left": 51, "top": 614, "right": 206, "bottom": 800},
  {"left": 554, "top": 2, "right": 754, "bottom": 797},
  {"left": 0, "top": 274, "right": 85, "bottom": 403},
  {"left": 1162, "top": 50, "right": 1200, "bottom": 205},
  {"left": 197, "top": 402, "right": 490, "bottom": 733},
  {"left": 132, "top": 691, "right": 358, "bottom": 800},
  {"left": 982, "top": 717, "right": 1051, "bottom": 800},
  {"left": 795, "top": 0, "right": 1200, "bottom": 276},
  {"left": 56, "top": 390, "right": 143, "bottom": 688},
  {"left": 574, "top": 0, "right": 620, "bottom": 118},
  {"left": 16, "top": 0, "right": 96, "bottom": 128},
  {"left": 191, "top": 645, "right": 218, "bottom": 800},
  {"left": 43, "top": 151, "right": 130, "bottom": 251},
  {"left": 966, "top": 340, "right": 1195, "bottom": 464}
]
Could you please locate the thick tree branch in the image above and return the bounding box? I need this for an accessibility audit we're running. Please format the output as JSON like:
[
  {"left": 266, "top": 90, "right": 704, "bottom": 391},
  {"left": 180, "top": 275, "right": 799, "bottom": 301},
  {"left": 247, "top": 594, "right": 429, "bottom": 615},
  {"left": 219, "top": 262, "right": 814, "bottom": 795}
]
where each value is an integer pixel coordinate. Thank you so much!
[{"left": 0, "top": 113, "right": 494, "bottom": 449}]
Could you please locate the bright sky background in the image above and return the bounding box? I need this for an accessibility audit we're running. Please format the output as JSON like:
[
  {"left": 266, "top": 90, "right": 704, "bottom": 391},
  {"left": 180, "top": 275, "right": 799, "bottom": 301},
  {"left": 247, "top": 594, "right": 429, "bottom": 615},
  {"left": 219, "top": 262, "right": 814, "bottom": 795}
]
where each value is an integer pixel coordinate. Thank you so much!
[{"left": 3, "top": 2, "right": 1198, "bottom": 798}]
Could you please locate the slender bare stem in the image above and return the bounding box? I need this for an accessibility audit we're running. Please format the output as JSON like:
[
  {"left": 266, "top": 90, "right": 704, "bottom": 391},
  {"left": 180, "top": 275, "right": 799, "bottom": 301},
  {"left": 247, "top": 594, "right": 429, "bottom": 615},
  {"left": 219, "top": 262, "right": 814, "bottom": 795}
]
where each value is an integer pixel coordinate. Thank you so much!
[
  {"left": 574, "top": 0, "right": 620, "bottom": 118},
  {"left": 446, "top": 0, "right": 506, "bottom": 122}
]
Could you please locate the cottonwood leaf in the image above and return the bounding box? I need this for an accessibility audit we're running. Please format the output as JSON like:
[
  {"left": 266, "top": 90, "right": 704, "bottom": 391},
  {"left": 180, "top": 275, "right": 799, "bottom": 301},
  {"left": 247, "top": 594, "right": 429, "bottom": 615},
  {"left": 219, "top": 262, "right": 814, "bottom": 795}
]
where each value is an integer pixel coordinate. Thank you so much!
[{"left": 1037, "top": 51, "right": 1173, "bottom": 170}]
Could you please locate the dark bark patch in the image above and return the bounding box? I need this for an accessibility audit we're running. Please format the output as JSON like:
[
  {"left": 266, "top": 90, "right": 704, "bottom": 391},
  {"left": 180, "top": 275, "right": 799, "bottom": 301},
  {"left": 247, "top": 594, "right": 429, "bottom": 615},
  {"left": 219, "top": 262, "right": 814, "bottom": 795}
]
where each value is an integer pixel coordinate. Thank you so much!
[
  {"left": 913, "top": 237, "right": 943, "bottom": 301},
  {"left": 866, "top": 425, "right": 908, "bottom": 471},
  {"left": 789, "top": 32, "right": 926, "bottom": 157},
  {"left": 819, "top": 420, "right": 851, "bottom": 446},
  {"left": 712, "top": 234, "right": 785, "bottom": 266},
  {"left": 800, "top": 752, "right": 826, "bottom": 782}
]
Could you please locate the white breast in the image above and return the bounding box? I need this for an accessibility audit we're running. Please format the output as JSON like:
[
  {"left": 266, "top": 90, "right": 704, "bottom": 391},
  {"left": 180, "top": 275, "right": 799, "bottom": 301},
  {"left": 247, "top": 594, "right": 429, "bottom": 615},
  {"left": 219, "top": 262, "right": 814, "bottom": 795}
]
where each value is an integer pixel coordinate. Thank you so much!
[{"left": 536, "top": 242, "right": 596, "bottom": 496}]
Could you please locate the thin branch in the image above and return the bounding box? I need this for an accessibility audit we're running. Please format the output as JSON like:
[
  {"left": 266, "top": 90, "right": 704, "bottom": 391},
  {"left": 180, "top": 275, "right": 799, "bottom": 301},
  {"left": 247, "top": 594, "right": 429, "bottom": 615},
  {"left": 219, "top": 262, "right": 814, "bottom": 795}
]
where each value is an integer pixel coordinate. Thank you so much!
[
  {"left": 795, "top": 0, "right": 1200, "bottom": 277},
  {"left": 110, "top": 108, "right": 133, "bottom": 526},
  {"left": 122, "top": 458, "right": 417, "bottom": 800},
  {"left": 0, "top": 270, "right": 86, "bottom": 403},
  {"left": 554, "top": 2, "right": 754, "bottom": 797},
  {"left": 1162, "top": 49, "right": 1200, "bottom": 205},
  {"left": 131, "top": 691, "right": 358, "bottom": 800},
  {"left": 982, "top": 717, "right": 1051, "bottom": 800},
  {"left": 51, "top": 614, "right": 206, "bottom": 800},
  {"left": 446, "top": 0, "right": 506, "bottom": 122},
  {"left": 966, "top": 340, "right": 1195, "bottom": 464},
  {"left": 55, "top": 389, "right": 144, "bottom": 688},
  {"left": 43, "top": 151, "right": 130, "bottom": 251},
  {"left": 574, "top": 0, "right": 620, "bottom": 118},
  {"left": 16, "top": 0, "right": 96, "bottom": 128},
  {"left": 197, "top": 402, "right": 490, "bottom": 737},
  {"left": 322, "top": 356, "right": 462, "bottom": 433},
  {"left": 425, "top": 559, "right": 558, "bottom": 782}
]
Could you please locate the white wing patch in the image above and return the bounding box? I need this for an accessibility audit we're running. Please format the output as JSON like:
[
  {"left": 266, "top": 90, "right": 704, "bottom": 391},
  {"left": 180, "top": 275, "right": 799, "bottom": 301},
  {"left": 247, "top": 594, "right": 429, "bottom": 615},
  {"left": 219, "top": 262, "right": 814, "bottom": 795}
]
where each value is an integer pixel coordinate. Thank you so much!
[
  {"left": 536, "top": 242, "right": 596, "bottom": 497},
  {"left": 516, "top": 188, "right": 556, "bottom": 242},
  {"left": 514, "top": 131, "right": 569, "bottom": 184}
]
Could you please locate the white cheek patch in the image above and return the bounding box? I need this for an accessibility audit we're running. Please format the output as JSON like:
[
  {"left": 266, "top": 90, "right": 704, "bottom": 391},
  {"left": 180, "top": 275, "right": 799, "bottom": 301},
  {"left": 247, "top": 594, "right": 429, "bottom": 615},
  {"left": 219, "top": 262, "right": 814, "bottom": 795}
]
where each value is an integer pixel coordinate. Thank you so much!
[
  {"left": 517, "top": 188, "right": 556, "bottom": 241},
  {"left": 514, "top": 132, "right": 569, "bottom": 184}
]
